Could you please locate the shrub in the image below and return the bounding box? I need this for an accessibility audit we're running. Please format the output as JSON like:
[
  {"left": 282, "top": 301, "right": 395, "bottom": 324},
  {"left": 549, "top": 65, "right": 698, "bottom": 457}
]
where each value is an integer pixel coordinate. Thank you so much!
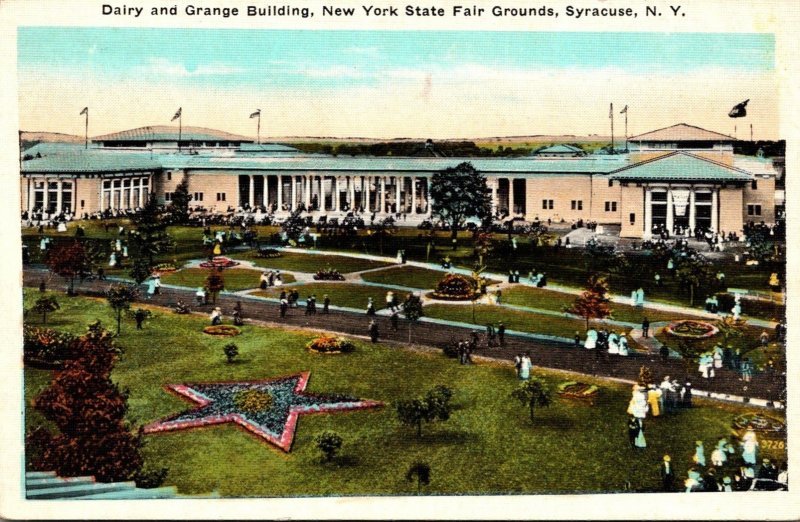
[
  {"left": 441, "top": 339, "right": 460, "bottom": 358},
  {"left": 203, "top": 325, "right": 240, "bottom": 336},
  {"left": 255, "top": 248, "right": 282, "bottom": 259},
  {"left": 133, "top": 466, "right": 169, "bottom": 489},
  {"left": 395, "top": 385, "right": 454, "bottom": 437},
  {"left": 315, "top": 431, "right": 343, "bottom": 462},
  {"left": 223, "top": 343, "right": 239, "bottom": 363},
  {"left": 307, "top": 335, "right": 355, "bottom": 354},
  {"left": 23, "top": 326, "right": 77, "bottom": 367},
  {"left": 313, "top": 268, "right": 345, "bottom": 281},
  {"left": 430, "top": 273, "right": 477, "bottom": 301}
]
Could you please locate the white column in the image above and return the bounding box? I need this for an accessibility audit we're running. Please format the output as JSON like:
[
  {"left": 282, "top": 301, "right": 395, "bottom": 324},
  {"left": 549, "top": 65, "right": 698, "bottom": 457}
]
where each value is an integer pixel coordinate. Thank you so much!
[
  {"left": 508, "top": 178, "right": 515, "bottom": 214},
  {"left": 56, "top": 180, "right": 63, "bottom": 213},
  {"left": 666, "top": 188, "right": 674, "bottom": 233},
  {"left": 380, "top": 176, "right": 386, "bottom": 214},
  {"left": 277, "top": 176, "right": 283, "bottom": 210},
  {"left": 644, "top": 187, "right": 652, "bottom": 238},
  {"left": 291, "top": 176, "right": 297, "bottom": 209},
  {"left": 411, "top": 177, "right": 418, "bottom": 214},
  {"left": 263, "top": 175, "right": 269, "bottom": 208},
  {"left": 42, "top": 179, "right": 49, "bottom": 211},
  {"left": 491, "top": 178, "right": 498, "bottom": 213},
  {"left": 333, "top": 177, "right": 340, "bottom": 211},
  {"left": 137, "top": 178, "right": 143, "bottom": 207},
  {"left": 349, "top": 176, "right": 355, "bottom": 210},
  {"left": 248, "top": 175, "right": 255, "bottom": 208},
  {"left": 304, "top": 175, "right": 311, "bottom": 208},
  {"left": 711, "top": 188, "right": 718, "bottom": 232},
  {"left": 688, "top": 189, "right": 696, "bottom": 232},
  {"left": 364, "top": 177, "right": 371, "bottom": 212},
  {"left": 98, "top": 181, "right": 103, "bottom": 210},
  {"left": 425, "top": 178, "right": 432, "bottom": 216},
  {"left": 396, "top": 177, "right": 402, "bottom": 213}
]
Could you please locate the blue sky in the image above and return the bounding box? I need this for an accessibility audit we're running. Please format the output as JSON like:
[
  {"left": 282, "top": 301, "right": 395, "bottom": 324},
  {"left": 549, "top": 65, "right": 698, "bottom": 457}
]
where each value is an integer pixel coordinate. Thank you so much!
[{"left": 17, "top": 27, "right": 778, "bottom": 138}]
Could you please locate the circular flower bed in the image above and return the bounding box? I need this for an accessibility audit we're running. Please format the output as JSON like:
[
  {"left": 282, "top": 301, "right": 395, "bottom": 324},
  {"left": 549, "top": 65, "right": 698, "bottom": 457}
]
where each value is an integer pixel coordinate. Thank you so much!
[
  {"left": 557, "top": 381, "right": 599, "bottom": 403},
  {"left": 429, "top": 273, "right": 477, "bottom": 301},
  {"left": 203, "top": 325, "right": 241, "bottom": 337},
  {"left": 255, "top": 248, "right": 282, "bottom": 259},
  {"left": 313, "top": 269, "right": 345, "bottom": 281},
  {"left": 198, "top": 256, "right": 240, "bottom": 269},
  {"left": 664, "top": 320, "right": 719, "bottom": 339},
  {"left": 234, "top": 389, "right": 274, "bottom": 413},
  {"left": 732, "top": 413, "right": 786, "bottom": 435},
  {"left": 307, "top": 335, "right": 355, "bottom": 354}
]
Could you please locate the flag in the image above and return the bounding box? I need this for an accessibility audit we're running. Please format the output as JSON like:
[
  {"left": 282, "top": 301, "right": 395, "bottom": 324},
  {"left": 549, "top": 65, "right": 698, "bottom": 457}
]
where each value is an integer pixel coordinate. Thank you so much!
[
  {"left": 620, "top": 105, "right": 628, "bottom": 114},
  {"left": 609, "top": 103, "right": 613, "bottom": 118},
  {"left": 728, "top": 99, "right": 749, "bottom": 118},
  {"left": 80, "top": 107, "right": 88, "bottom": 115},
  {"left": 171, "top": 107, "right": 182, "bottom": 121},
  {"left": 250, "top": 109, "right": 261, "bottom": 118}
]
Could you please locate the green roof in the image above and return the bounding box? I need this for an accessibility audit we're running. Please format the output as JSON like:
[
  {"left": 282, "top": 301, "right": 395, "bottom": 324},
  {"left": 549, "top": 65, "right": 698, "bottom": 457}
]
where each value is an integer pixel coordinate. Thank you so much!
[
  {"left": 161, "top": 155, "right": 628, "bottom": 174},
  {"left": 609, "top": 152, "right": 753, "bottom": 181},
  {"left": 21, "top": 152, "right": 162, "bottom": 174},
  {"left": 534, "top": 144, "right": 585, "bottom": 155},
  {"left": 237, "top": 143, "right": 300, "bottom": 153},
  {"left": 93, "top": 126, "right": 252, "bottom": 143}
]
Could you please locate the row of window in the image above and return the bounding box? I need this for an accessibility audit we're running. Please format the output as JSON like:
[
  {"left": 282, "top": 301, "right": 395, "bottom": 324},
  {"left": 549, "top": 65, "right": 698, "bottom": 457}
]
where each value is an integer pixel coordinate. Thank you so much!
[
  {"left": 164, "top": 192, "right": 227, "bottom": 202},
  {"left": 747, "top": 204, "right": 762, "bottom": 216},
  {"left": 541, "top": 199, "right": 616, "bottom": 212}
]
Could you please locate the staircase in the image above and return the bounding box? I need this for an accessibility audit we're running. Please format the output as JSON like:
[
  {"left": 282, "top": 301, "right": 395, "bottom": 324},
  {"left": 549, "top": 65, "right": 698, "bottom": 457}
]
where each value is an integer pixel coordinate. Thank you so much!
[{"left": 25, "top": 471, "right": 179, "bottom": 500}]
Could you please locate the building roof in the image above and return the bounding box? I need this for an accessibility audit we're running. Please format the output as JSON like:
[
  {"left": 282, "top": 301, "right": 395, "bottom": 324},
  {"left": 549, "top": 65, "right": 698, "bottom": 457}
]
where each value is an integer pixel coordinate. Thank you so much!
[
  {"left": 160, "top": 155, "right": 629, "bottom": 174},
  {"left": 609, "top": 152, "right": 753, "bottom": 182},
  {"left": 534, "top": 144, "right": 585, "bottom": 155},
  {"left": 237, "top": 143, "right": 301, "bottom": 153},
  {"left": 22, "top": 142, "right": 92, "bottom": 158},
  {"left": 21, "top": 152, "right": 162, "bottom": 174},
  {"left": 629, "top": 123, "right": 735, "bottom": 142},
  {"left": 92, "top": 126, "right": 253, "bottom": 143}
]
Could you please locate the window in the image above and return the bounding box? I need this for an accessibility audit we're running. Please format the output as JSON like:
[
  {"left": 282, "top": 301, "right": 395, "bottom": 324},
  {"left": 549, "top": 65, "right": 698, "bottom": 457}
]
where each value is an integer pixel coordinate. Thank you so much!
[
  {"left": 194, "top": 192, "right": 204, "bottom": 202},
  {"left": 216, "top": 193, "right": 226, "bottom": 202},
  {"left": 80, "top": 200, "right": 85, "bottom": 209},
  {"left": 630, "top": 213, "right": 636, "bottom": 224},
  {"left": 747, "top": 204, "right": 762, "bottom": 216},
  {"left": 608, "top": 179, "right": 614, "bottom": 187},
  {"left": 570, "top": 200, "right": 583, "bottom": 210},
  {"left": 605, "top": 201, "right": 617, "bottom": 212},
  {"left": 541, "top": 199, "right": 554, "bottom": 210},
  {"left": 751, "top": 180, "right": 758, "bottom": 190},
  {"left": 165, "top": 192, "right": 172, "bottom": 202},
  {"left": 166, "top": 172, "right": 172, "bottom": 181}
]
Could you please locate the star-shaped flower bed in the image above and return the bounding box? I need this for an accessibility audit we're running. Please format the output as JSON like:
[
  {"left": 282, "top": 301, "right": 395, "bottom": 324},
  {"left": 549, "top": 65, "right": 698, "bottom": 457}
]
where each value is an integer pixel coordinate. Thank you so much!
[{"left": 143, "top": 372, "right": 382, "bottom": 451}]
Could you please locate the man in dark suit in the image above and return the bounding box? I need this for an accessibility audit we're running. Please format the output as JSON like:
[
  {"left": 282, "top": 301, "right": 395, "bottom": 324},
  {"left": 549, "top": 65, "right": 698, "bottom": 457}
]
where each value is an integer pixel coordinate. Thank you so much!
[
  {"left": 642, "top": 317, "right": 650, "bottom": 338},
  {"left": 660, "top": 455, "right": 675, "bottom": 492}
]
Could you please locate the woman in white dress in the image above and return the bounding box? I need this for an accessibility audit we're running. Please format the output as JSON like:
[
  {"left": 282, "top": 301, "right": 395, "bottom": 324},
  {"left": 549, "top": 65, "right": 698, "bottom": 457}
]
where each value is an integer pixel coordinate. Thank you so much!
[
  {"left": 584, "top": 329, "right": 597, "bottom": 350},
  {"left": 607, "top": 332, "right": 619, "bottom": 354}
]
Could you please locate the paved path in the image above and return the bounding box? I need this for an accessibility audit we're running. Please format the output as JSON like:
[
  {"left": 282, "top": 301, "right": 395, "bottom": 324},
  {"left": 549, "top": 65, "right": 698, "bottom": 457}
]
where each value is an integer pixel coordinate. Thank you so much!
[{"left": 24, "top": 267, "right": 785, "bottom": 406}]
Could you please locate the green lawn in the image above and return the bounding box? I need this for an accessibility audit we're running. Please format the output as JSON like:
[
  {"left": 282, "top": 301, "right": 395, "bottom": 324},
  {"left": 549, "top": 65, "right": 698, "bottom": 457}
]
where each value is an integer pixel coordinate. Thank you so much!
[
  {"left": 253, "top": 283, "right": 396, "bottom": 310},
  {"left": 233, "top": 251, "right": 392, "bottom": 274},
  {"left": 23, "top": 291, "right": 786, "bottom": 496},
  {"left": 501, "top": 286, "right": 704, "bottom": 324},
  {"left": 361, "top": 266, "right": 450, "bottom": 289},
  {"left": 159, "top": 268, "right": 289, "bottom": 292}
]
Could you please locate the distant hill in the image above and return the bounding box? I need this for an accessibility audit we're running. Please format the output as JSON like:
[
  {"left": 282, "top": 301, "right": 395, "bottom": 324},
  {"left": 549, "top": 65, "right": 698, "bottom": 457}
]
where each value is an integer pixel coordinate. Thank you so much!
[
  {"left": 267, "top": 134, "right": 611, "bottom": 144},
  {"left": 20, "top": 131, "right": 84, "bottom": 144}
]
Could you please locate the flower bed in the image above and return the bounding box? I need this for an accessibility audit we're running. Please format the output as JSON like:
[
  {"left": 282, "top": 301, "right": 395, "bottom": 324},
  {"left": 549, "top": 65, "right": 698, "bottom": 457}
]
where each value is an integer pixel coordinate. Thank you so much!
[
  {"left": 198, "top": 256, "right": 240, "bottom": 269},
  {"left": 429, "top": 273, "right": 477, "bottom": 301},
  {"left": 732, "top": 413, "right": 786, "bottom": 435},
  {"left": 307, "top": 335, "right": 355, "bottom": 354},
  {"left": 203, "top": 325, "right": 241, "bottom": 337},
  {"left": 255, "top": 248, "right": 282, "bottom": 259},
  {"left": 23, "top": 325, "right": 77, "bottom": 368},
  {"left": 664, "top": 320, "right": 719, "bottom": 339},
  {"left": 313, "top": 269, "right": 345, "bottom": 281},
  {"left": 557, "top": 381, "right": 599, "bottom": 403},
  {"left": 234, "top": 389, "right": 274, "bottom": 413},
  {"left": 152, "top": 262, "right": 179, "bottom": 273}
]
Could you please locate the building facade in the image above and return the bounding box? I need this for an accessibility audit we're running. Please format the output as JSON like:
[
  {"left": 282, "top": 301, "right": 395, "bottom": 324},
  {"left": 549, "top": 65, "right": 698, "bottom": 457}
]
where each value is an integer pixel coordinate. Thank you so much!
[{"left": 20, "top": 123, "right": 780, "bottom": 239}]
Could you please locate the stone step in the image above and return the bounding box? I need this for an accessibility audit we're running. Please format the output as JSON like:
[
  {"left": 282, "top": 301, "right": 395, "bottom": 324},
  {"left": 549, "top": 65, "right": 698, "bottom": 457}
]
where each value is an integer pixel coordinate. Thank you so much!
[
  {"left": 26, "top": 476, "right": 96, "bottom": 490},
  {"left": 26, "top": 481, "right": 137, "bottom": 500},
  {"left": 78, "top": 486, "right": 178, "bottom": 500},
  {"left": 24, "top": 471, "right": 56, "bottom": 479}
]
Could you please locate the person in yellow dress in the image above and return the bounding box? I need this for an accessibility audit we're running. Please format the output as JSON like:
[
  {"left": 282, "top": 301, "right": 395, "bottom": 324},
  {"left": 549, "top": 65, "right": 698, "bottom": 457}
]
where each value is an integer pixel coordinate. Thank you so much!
[{"left": 647, "top": 384, "right": 662, "bottom": 417}]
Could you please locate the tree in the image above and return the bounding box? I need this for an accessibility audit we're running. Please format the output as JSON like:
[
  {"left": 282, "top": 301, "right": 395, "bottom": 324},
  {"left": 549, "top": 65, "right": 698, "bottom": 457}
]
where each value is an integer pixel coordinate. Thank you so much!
[
  {"left": 511, "top": 377, "right": 553, "bottom": 423},
  {"left": 45, "top": 240, "right": 91, "bottom": 295},
  {"left": 395, "top": 385, "right": 453, "bottom": 437},
  {"left": 367, "top": 216, "right": 396, "bottom": 255},
  {"left": 169, "top": 178, "right": 193, "bottom": 224},
  {"left": 28, "top": 321, "right": 143, "bottom": 481},
  {"left": 674, "top": 251, "right": 714, "bottom": 306},
  {"left": 637, "top": 366, "right": 654, "bottom": 387},
  {"left": 565, "top": 275, "right": 612, "bottom": 330},
  {"left": 130, "top": 195, "right": 174, "bottom": 265},
  {"left": 223, "top": 343, "right": 239, "bottom": 363},
  {"left": 205, "top": 269, "right": 225, "bottom": 304},
  {"left": 583, "top": 238, "right": 629, "bottom": 274},
  {"left": 280, "top": 207, "right": 307, "bottom": 243},
  {"left": 429, "top": 162, "right": 492, "bottom": 241},
  {"left": 314, "top": 431, "right": 343, "bottom": 463},
  {"left": 401, "top": 293, "right": 424, "bottom": 343},
  {"left": 128, "top": 257, "right": 152, "bottom": 286},
  {"left": 32, "top": 295, "right": 59, "bottom": 325},
  {"left": 106, "top": 284, "right": 138, "bottom": 335},
  {"left": 405, "top": 461, "right": 431, "bottom": 494}
]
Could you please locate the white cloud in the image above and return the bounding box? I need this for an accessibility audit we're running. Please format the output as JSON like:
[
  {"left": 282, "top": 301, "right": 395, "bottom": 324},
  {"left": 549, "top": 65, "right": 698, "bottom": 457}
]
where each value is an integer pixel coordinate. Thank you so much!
[{"left": 139, "top": 57, "right": 245, "bottom": 77}]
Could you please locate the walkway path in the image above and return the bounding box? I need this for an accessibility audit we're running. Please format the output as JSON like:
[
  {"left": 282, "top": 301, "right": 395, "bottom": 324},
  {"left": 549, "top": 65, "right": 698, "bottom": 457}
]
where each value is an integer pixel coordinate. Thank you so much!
[{"left": 24, "top": 267, "right": 784, "bottom": 407}]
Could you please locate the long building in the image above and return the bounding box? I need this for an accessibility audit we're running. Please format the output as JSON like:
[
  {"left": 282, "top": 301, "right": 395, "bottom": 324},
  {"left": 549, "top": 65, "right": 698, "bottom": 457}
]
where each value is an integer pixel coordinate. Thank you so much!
[{"left": 20, "top": 123, "right": 779, "bottom": 239}]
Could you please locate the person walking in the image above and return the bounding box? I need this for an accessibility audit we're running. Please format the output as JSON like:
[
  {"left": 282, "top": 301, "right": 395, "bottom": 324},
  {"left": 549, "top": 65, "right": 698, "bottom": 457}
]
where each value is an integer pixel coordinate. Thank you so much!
[
  {"left": 366, "top": 298, "right": 376, "bottom": 316},
  {"left": 519, "top": 352, "right": 532, "bottom": 380},
  {"left": 134, "top": 309, "right": 146, "bottom": 330},
  {"left": 146, "top": 277, "right": 157, "bottom": 300},
  {"left": 693, "top": 441, "right": 706, "bottom": 467},
  {"left": 660, "top": 455, "right": 675, "bottom": 492},
  {"left": 498, "top": 322, "right": 506, "bottom": 347},
  {"left": 279, "top": 298, "right": 288, "bottom": 318},
  {"left": 627, "top": 417, "right": 639, "bottom": 448},
  {"left": 390, "top": 311, "right": 399, "bottom": 331},
  {"left": 323, "top": 294, "right": 330, "bottom": 314},
  {"left": 642, "top": 317, "right": 650, "bottom": 338}
]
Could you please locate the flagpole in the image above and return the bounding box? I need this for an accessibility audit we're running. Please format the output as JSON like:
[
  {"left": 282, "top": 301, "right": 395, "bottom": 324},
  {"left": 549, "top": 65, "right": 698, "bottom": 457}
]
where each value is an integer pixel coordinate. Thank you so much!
[
  {"left": 624, "top": 108, "right": 628, "bottom": 151},
  {"left": 257, "top": 113, "right": 261, "bottom": 145},
  {"left": 84, "top": 109, "right": 88, "bottom": 150},
  {"left": 610, "top": 103, "right": 614, "bottom": 153},
  {"left": 179, "top": 113, "right": 182, "bottom": 152}
]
